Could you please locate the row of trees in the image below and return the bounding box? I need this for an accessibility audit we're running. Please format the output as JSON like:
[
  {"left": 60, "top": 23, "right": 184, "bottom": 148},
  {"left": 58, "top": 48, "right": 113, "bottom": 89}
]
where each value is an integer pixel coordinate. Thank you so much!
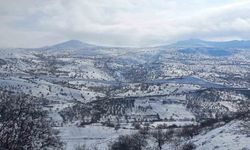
[{"left": 109, "top": 126, "right": 196, "bottom": 150}]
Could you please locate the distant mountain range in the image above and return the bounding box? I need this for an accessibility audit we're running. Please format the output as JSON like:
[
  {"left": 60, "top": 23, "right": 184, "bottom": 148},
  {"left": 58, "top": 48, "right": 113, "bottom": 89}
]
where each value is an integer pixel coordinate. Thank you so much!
[
  {"left": 39, "top": 39, "right": 250, "bottom": 50},
  {"left": 41, "top": 40, "right": 97, "bottom": 50},
  {"left": 168, "top": 39, "right": 250, "bottom": 49}
]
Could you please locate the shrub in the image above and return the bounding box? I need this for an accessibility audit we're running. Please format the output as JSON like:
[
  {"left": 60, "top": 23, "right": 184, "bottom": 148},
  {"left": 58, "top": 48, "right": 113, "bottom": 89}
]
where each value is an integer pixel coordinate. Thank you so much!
[
  {"left": 110, "top": 133, "right": 147, "bottom": 150},
  {"left": 182, "top": 142, "right": 196, "bottom": 150}
]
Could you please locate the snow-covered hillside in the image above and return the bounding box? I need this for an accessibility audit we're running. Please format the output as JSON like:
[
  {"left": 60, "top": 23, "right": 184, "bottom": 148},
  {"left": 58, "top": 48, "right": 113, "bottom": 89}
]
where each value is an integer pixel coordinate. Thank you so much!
[{"left": 0, "top": 40, "right": 249, "bottom": 150}]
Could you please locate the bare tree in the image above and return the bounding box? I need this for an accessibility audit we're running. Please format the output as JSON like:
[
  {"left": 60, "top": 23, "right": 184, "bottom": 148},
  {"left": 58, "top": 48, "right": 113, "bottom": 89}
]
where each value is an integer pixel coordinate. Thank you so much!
[
  {"left": 75, "top": 145, "right": 86, "bottom": 150},
  {"left": 0, "top": 91, "right": 63, "bottom": 150},
  {"left": 178, "top": 126, "right": 198, "bottom": 139},
  {"left": 110, "top": 133, "right": 147, "bottom": 150},
  {"left": 151, "top": 129, "right": 169, "bottom": 150}
]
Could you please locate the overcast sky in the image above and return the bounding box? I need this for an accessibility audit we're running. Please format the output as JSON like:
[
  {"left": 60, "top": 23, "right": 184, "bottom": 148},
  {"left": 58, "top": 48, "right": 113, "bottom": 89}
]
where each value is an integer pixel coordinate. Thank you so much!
[{"left": 1, "top": 0, "right": 250, "bottom": 48}]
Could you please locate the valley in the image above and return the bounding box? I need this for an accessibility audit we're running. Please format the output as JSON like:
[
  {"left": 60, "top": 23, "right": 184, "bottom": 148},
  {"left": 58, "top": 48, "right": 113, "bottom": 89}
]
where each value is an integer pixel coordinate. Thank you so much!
[{"left": 0, "top": 40, "right": 249, "bottom": 150}]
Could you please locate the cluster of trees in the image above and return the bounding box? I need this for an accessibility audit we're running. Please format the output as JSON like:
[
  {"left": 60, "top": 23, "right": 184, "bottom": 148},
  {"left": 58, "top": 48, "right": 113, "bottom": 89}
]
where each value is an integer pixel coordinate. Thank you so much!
[
  {"left": 59, "top": 98, "right": 135, "bottom": 126},
  {"left": 109, "top": 126, "right": 197, "bottom": 150},
  {"left": 110, "top": 133, "right": 147, "bottom": 150},
  {"left": 109, "top": 110, "right": 250, "bottom": 150},
  {"left": 0, "top": 91, "right": 63, "bottom": 150}
]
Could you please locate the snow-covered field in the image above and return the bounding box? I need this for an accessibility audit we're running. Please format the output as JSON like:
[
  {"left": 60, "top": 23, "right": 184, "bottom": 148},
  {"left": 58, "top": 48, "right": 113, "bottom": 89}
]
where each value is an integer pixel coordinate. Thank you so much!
[{"left": 58, "top": 124, "right": 134, "bottom": 150}]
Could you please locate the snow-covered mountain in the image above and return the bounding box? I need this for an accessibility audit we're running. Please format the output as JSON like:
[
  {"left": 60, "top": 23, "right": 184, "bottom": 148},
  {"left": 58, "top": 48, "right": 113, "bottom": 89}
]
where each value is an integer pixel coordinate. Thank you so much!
[
  {"left": 42, "top": 40, "right": 96, "bottom": 50},
  {"left": 169, "top": 39, "right": 250, "bottom": 48}
]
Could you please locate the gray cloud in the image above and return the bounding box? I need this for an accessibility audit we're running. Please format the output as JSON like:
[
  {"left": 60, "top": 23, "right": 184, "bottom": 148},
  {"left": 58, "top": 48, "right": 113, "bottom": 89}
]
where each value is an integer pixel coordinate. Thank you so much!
[{"left": 0, "top": 0, "right": 250, "bottom": 48}]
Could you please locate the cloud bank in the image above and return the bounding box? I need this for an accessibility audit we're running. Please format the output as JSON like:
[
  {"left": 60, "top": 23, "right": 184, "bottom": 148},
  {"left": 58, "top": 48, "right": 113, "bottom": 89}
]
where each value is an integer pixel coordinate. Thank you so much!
[{"left": 1, "top": 0, "right": 250, "bottom": 47}]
